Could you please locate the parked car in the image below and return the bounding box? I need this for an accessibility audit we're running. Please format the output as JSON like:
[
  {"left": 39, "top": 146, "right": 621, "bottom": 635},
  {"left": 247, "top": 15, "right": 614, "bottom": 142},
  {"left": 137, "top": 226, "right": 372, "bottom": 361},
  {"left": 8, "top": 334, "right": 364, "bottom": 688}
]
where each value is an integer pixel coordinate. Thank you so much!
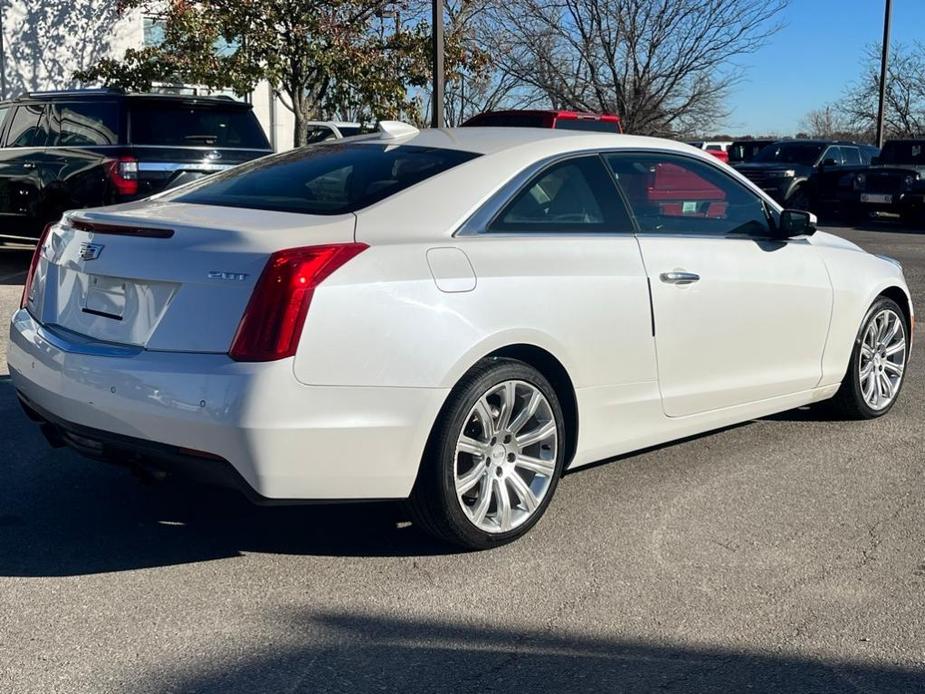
[
  {"left": 462, "top": 109, "right": 622, "bottom": 133},
  {"left": 0, "top": 88, "right": 272, "bottom": 244},
  {"left": 735, "top": 140, "right": 876, "bottom": 213},
  {"left": 304, "top": 121, "right": 367, "bottom": 144},
  {"left": 686, "top": 141, "right": 732, "bottom": 163},
  {"left": 727, "top": 139, "right": 774, "bottom": 165},
  {"left": 850, "top": 139, "right": 925, "bottom": 224},
  {"left": 10, "top": 124, "right": 912, "bottom": 549}
]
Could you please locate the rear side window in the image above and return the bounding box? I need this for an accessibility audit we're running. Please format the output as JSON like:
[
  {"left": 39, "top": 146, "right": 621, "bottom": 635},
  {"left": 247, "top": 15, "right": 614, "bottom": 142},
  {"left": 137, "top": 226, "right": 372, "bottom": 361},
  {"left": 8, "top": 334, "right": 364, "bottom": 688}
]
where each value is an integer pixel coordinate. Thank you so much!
[
  {"left": 54, "top": 102, "right": 120, "bottom": 146},
  {"left": 490, "top": 156, "right": 633, "bottom": 233},
  {"left": 0, "top": 106, "right": 10, "bottom": 136},
  {"left": 6, "top": 105, "right": 48, "bottom": 148},
  {"left": 129, "top": 103, "right": 269, "bottom": 148},
  {"left": 177, "top": 143, "right": 479, "bottom": 215}
]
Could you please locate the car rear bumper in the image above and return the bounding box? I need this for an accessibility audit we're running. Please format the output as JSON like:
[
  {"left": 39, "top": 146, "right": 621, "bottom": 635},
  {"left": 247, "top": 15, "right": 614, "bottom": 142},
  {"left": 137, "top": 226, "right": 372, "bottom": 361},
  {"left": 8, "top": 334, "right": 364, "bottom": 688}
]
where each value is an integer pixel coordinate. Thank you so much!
[{"left": 8, "top": 309, "right": 446, "bottom": 501}]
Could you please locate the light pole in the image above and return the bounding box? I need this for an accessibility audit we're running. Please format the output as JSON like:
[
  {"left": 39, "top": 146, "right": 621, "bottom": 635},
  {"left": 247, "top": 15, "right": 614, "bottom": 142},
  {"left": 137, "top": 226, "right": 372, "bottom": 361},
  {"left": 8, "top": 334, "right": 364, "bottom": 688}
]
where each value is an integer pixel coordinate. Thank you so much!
[
  {"left": 0, "top": 0, "right": 7, "bottom": 100},
  {"left": 875, "top": 0, "right": 893, "bottom": 148},
  {"left": 431, "top": 0, "right": 444, "bottom": 128}
]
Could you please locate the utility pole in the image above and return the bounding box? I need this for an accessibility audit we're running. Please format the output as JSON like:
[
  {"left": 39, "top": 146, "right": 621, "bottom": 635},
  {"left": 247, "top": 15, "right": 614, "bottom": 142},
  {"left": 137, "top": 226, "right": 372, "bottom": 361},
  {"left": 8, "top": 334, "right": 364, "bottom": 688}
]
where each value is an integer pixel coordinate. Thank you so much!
[
  {"left": 431, "top": 0, "right": 444, "bottom": 128},
  {"left": 875, "top": 0, "right": 893, "bottom": 148},
  {"left": 0, "top": 0, "right": 7, "bottom": 100}
]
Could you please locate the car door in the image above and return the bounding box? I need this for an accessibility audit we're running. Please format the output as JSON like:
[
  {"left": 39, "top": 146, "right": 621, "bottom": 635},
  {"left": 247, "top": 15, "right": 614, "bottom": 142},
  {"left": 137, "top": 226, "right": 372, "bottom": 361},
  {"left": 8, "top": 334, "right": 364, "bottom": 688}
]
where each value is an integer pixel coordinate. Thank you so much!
[
  {"left": 604, "top": 151, "right": 833, "bottom": 417},
  {"left": 0, "top": 103, "right": 51, "bottom": 240},
  {"left": 815, "top": 145, "right": 860, "bottom": 204}
]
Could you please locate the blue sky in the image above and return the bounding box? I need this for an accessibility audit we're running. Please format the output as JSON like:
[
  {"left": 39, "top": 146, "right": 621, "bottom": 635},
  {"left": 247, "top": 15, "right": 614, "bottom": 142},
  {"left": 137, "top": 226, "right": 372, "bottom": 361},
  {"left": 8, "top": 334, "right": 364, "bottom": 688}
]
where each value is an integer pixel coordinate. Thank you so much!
[{"left": 724, "top": 0, "right": 925, "bottom": 135}]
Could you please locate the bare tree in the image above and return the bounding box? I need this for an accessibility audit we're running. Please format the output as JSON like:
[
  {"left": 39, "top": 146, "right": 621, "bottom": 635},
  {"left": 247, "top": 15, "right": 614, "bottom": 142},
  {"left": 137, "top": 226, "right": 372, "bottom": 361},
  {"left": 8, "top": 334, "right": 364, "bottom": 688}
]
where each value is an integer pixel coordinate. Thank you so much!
[
  {"left": 483, "top": 0, "right": 787, "bottom": 136},
  {"left": 841, "top": 43, "right": 925, "bottom": 140},
  {"left": 799, "top": 105, "right": 861, "bottom": 141}
]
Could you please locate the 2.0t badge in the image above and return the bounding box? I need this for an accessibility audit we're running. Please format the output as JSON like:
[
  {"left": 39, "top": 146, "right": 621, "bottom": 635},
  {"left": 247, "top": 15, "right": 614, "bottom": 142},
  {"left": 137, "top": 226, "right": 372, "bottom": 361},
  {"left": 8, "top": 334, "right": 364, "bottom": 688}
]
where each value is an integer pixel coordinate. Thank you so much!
[{"left": 79, "top": 242, "right": 104, "bottom": 261}]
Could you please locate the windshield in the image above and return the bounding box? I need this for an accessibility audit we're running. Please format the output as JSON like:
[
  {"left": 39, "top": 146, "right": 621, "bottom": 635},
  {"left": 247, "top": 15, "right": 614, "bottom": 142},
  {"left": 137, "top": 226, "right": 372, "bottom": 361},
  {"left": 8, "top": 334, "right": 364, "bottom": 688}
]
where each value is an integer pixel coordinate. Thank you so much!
[
  {"left": 129, "top": 102, "right": 270, "bottom": 148},
  {"left": 728, "top": 141, "right": 771, "bottom": 163},
  {"left": 752, "top": 143, "right": 823, "bottom": 165},
  {"left": 176, "top": 143, "right": 480, "bottom": 215},
  {"left": 879, "top": 142, "right": 925, "bottom": 165}
]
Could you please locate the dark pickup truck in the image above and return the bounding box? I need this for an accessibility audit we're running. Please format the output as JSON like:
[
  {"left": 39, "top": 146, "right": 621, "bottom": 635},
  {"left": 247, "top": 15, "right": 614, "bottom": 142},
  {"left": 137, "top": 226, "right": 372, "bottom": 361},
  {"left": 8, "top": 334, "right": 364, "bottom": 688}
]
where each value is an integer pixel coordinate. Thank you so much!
[
  {"left": 850, "top": 139, "right": 925, "bottom": 224},
  {"left": 0, "top": 89, "right": 272, "bottom": 243}
]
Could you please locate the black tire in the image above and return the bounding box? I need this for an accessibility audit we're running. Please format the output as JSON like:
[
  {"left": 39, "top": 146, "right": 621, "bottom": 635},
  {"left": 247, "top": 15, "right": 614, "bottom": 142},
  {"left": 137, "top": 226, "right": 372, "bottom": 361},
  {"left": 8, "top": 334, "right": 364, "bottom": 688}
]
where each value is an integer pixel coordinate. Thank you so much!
[
  {"left": 785, "top": 186, "right": 811, "bottom": 212},
  {"left": 828, "top": 296, "right": 909, "bottom": 419},
  {"left": 408, "top": 357, "right": 567, "bottom": 550}
]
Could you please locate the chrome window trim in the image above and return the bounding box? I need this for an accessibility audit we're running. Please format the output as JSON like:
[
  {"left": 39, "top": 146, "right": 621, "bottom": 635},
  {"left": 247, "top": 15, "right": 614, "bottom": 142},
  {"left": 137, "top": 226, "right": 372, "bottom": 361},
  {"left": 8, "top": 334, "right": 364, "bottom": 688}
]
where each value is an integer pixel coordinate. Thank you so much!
[
  {"left": 137, "top": 162, "right": 235, "bottom": 173},
  {"left": 455, "top": 148, "right": 781, "bottom": 239}
]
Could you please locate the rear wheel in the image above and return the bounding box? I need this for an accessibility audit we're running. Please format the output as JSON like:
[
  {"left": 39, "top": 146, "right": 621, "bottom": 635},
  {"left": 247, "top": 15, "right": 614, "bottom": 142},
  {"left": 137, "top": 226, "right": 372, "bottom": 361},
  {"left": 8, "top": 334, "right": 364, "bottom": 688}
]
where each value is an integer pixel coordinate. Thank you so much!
[
  {"left": 829, "top": 296, "right": 908, "bottom": 419},
  {"left": 409, "top": 358, "right": 566, "bottom": 549}
]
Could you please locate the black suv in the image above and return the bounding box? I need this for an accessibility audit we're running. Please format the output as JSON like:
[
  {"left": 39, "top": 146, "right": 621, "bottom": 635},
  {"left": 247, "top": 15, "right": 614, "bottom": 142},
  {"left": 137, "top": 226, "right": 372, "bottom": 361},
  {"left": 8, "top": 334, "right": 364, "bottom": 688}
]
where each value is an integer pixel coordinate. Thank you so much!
[
  {"left": 0, "top": 89, "right": 272, "bottom": 243},
  {"left": 850, "top": 139, "right": 925, "bottom": 224},
  {"left": 734, "top": 140, "right": 878, "bottom": 213}
]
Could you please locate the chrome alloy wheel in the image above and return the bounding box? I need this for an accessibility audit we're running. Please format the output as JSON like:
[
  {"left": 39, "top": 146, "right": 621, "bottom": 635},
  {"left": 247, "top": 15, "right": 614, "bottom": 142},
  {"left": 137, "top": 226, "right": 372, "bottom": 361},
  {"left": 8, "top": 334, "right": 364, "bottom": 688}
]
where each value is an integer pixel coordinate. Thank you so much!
[
  {"left": 454, "top": 380, "right": 558, "bottom": 534},
  {"left": 859, "top": 308, "right": 907, "bottom": 411}
]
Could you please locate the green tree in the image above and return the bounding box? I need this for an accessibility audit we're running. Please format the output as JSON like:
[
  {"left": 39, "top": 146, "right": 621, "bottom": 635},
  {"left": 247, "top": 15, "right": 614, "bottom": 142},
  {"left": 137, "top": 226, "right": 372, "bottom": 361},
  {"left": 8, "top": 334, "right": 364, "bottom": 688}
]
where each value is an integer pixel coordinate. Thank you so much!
[{"left": 75, "top": 0, "right": 483, "bottom": 145}]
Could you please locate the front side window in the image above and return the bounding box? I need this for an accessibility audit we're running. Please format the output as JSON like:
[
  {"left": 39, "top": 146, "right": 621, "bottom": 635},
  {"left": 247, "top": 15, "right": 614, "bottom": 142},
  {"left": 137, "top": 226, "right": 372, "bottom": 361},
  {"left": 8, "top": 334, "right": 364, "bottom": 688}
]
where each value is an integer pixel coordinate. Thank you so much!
[
  {"left": 177, "top": 143, "right": 479, "bottom": 215},
  {"left": 605, "top": 152, "right": 770, "bottom": 236},
  {"left": 821, "top": 147, "right": 844, "bottom": 166},
  {"left": 490, "top": 156, "right": 632, "bottom": 233},
  {"left": 5, "top": 105, "right": 48, "bottom": 148},
  {"left": 53, "top": 102, "right": 120, "bottom": 146}
]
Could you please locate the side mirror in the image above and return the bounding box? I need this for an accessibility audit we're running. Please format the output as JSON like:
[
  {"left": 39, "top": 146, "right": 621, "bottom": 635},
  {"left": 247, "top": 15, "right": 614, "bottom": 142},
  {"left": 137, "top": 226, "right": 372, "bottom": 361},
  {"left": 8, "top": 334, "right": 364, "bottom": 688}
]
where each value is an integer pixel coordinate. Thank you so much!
[
  {"left": 779, "top": 209, "right": 817, "bottom": 237},
  {"left": 870, "top": 156, "right": 881, "bottom": 166},
  {"left": 821, "top": 158, "right": 838, "bottom": 167}
]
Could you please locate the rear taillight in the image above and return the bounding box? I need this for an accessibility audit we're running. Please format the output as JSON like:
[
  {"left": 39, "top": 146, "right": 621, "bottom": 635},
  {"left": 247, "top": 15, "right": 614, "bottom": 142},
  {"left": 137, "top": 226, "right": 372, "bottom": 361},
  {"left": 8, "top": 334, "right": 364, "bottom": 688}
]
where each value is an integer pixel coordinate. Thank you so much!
[
  {"left": 106, "top": 156, "right": 139, "bottom": 196},
  {"left": 229, "top": 243, "right": 368, "bottom": 362},
  {"left": 21, "top": 223, "right": 53, "bottom": 309}
]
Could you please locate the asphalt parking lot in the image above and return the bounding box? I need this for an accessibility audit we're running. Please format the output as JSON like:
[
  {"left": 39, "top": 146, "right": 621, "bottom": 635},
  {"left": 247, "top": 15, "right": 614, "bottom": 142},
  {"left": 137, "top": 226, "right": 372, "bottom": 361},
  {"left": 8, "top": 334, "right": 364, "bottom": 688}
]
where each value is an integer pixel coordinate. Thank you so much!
[{"left": 0, "top": 225, "right": 923, "bottom": 694}]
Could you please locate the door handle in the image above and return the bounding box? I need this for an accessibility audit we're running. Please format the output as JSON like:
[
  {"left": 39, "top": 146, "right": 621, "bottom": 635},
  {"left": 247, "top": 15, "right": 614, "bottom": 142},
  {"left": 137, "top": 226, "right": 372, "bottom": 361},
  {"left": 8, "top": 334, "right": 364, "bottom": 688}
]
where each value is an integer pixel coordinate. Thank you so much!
[
  {"left": 660, "top": 271, "right": 700, "bottom": 285},
  {"left": 22, "top": 162, "right": 36, "bottom": 169}
]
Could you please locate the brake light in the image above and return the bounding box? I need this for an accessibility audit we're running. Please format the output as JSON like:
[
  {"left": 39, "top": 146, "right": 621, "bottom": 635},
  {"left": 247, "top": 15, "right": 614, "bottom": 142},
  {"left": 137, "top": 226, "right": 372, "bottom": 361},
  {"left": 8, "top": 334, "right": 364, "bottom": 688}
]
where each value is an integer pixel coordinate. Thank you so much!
[
  {"left": 21, "top": 223, "right": 53, "bottom": 309},
  {"left": 229, "top": 243, "right": 368, "bottom": 362},
  {"left": 106, "top": 156, "right": 139, "bottom": 196}
]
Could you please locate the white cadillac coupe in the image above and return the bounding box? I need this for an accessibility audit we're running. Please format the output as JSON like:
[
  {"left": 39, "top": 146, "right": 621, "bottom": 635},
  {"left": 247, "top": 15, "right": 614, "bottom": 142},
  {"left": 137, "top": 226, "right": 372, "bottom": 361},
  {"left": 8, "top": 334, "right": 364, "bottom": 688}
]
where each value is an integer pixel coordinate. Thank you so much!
[{"left": 8, "top": 123, "right": 913, "bottom": 549}]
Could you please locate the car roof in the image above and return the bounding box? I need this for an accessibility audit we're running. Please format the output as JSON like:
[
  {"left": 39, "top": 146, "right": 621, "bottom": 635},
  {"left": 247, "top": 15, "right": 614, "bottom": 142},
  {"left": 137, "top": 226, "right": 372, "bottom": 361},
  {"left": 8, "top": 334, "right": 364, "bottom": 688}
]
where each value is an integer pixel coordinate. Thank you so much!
[
  {"left": 5, "top": 90, "right": 252, "bottom": 110},
  {"left": 351, "top": 126, "right": 691, "bottom": 157}
]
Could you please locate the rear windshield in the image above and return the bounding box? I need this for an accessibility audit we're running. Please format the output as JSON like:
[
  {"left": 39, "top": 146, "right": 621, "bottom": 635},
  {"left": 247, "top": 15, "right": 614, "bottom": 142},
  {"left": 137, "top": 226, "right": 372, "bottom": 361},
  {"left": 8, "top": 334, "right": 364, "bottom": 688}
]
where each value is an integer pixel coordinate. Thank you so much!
[
  {"left": 554, "top": 118, "right": 621, "bottom": 133},
  {"left": 176, "top": 143, "right": 480, "bottom": 215},
  {"left": 464, "top": 112, "right": 550, "bottom": 128},
  {"left": 728, "top": 141, "right": 772, "bottom": 163},
  {"left": 129, "top": 102, "right": 269, "bottom": 148},
  {"left": 879, "top": 141, "right": 925, "bottom": 165}
]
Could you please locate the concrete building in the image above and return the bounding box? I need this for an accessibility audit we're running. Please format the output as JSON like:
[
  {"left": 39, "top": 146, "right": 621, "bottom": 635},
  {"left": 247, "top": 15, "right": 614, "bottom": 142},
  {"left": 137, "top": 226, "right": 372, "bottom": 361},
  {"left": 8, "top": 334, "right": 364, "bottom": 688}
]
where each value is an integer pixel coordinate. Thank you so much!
[{"left": 0, "top": 0, "right": 295, "bottom": 150}]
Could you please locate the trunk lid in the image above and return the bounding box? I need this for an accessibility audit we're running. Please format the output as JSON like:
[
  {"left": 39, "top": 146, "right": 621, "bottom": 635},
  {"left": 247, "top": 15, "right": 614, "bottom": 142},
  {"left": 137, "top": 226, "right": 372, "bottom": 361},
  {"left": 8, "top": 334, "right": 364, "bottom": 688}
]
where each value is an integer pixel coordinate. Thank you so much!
[{"left": 26, "top": 201, "right": 356, "bottom": 353}]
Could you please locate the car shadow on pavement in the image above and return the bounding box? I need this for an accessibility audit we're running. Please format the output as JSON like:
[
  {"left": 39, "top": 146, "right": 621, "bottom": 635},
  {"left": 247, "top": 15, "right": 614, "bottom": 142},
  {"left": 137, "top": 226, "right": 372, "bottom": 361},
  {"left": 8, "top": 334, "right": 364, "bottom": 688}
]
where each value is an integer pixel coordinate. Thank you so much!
[
  {"left": 124, "top": 611, "right": 925, "bottom": 693},
  {"left": 0, "top": 386, "right": 460, "bottom": 576},
  {"left": 0, "top": 246, "right": 32, "bottom": 284}
]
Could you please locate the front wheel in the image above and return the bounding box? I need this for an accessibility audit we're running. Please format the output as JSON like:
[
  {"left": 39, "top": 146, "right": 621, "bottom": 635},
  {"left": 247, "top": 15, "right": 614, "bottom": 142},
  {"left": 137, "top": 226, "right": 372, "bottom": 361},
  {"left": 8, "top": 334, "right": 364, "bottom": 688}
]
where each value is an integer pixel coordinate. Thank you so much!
[
  {"left": 829, "top": 297, "right": 909, "bottom": 419},
  {"left": 785, "top": 186, "right": 812, "bottom": 212},
  {"left": 409, "top": 358, "right": 566, "bottom": 549}
]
